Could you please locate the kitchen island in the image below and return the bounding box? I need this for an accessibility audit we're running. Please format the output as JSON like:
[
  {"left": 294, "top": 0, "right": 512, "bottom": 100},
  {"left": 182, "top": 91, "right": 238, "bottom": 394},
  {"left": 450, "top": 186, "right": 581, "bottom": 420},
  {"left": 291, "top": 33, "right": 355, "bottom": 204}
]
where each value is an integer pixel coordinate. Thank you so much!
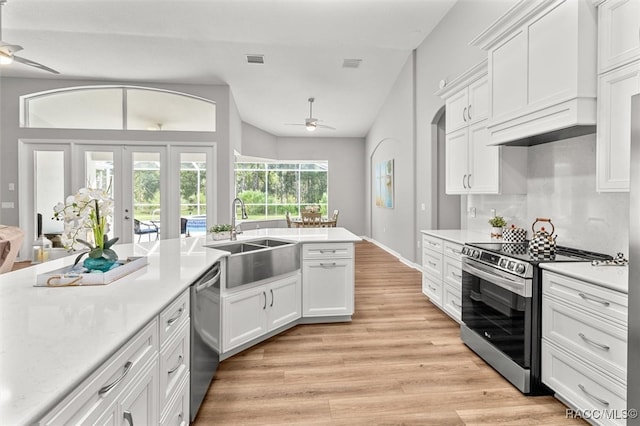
[{"left": 0, "top": 227, "right": 360, "bottom": 426}]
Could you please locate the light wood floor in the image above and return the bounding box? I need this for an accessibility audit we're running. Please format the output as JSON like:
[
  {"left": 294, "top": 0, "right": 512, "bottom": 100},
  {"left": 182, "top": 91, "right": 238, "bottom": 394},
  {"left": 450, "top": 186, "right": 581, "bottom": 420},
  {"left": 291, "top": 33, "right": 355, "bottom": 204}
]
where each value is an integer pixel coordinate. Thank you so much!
[{"left": 194, "top": 240, "right": 583, "bottom": 425}]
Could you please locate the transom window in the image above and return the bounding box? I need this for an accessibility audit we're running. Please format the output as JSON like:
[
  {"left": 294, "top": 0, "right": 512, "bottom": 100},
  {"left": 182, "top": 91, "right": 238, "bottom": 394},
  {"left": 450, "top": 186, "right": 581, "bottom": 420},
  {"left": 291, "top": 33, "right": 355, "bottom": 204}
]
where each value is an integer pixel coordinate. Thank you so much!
[
  {"left": 235, "top": 161, "right": 328, "bottom": 220},
  {"left": 21, "top": 86, "right": 216, "bottom": 132}
]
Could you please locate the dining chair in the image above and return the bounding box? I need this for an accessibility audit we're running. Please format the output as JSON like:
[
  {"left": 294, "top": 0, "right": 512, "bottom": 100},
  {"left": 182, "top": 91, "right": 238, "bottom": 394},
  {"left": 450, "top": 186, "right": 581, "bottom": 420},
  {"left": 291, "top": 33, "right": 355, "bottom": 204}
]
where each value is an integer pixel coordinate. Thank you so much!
[
  {"left": 285, "top": 211, "right": 292, "bottom": 228},
  {"left": 134, "top": 219, "right": 159, "bottom": 242},
  {"left": 331, "top": 209, "right": 339, "bottom": 225},
  {"left": 299, "top": 211, "right": 322, "bottom": 227}
]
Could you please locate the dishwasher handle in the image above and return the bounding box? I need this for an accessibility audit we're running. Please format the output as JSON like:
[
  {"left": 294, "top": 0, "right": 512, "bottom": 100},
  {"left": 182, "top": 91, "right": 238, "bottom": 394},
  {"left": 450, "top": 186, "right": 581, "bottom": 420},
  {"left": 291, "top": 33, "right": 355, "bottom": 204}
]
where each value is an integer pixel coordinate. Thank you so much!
[{"left": 194, "top": 263, "right": 221, "bottom": 293}]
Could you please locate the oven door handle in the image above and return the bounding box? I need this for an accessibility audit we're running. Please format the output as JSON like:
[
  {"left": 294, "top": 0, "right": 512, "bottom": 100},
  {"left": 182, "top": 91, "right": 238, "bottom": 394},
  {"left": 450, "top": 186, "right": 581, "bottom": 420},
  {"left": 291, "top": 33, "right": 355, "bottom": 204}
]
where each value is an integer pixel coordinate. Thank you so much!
[{"left": 463, "top": 260, "right": 530, "bottom": 297}]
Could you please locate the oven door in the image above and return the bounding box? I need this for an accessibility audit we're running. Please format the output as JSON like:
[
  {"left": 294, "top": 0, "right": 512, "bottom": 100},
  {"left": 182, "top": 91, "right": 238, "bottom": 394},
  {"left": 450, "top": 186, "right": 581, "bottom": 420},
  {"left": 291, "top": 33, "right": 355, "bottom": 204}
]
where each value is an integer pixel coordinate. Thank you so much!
[{"left": 461, "top": 257, "right": 532, "bottom": 368}]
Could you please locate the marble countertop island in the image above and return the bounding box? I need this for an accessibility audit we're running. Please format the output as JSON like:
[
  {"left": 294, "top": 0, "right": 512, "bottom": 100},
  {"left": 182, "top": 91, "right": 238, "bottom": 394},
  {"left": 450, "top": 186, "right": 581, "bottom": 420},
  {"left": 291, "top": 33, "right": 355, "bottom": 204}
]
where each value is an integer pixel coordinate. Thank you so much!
[{"left": 1, "top": 227, "right": 360, "bottom": 425}]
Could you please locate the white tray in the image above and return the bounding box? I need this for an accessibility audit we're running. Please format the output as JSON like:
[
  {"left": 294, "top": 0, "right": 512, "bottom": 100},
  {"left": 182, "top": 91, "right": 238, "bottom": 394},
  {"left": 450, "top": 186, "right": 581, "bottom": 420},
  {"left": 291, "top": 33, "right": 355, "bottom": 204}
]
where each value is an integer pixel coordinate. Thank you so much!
[{"left": 35, "top": 256, "right": 148, "bottom": 287}]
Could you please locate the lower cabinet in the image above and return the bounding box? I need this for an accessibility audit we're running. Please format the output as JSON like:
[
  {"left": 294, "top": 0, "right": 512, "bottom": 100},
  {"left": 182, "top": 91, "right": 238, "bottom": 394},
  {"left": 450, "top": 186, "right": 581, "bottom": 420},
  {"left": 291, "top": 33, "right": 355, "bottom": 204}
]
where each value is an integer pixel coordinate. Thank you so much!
[
  {"left": 542, "top": 271, "right": 628, "bottom": 425},
  {"left": 160, "top": 373, "right": 190, "bottom": 426},
  {"left": 302, "top": 243, "right": 355, "bottom": 317},
  {"left": 421, "top": 233, "right": 463, "bottom": 322},
  {"left": 222, "top": 272, "right": 301, "bottom": 352},
  {"left": 39, "top": 289, "right": 191, "bottom": 426}
]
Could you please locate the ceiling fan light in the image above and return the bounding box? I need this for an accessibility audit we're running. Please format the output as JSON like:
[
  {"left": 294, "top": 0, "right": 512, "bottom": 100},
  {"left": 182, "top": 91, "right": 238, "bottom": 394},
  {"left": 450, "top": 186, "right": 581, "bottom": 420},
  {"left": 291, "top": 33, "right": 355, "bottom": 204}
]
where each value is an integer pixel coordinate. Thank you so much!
[
  {"left": 306, "top": 122, "right": 316, "bottom": 131},
  {"left": 0, "top": 53, "right": 13, "bottom": 65}
]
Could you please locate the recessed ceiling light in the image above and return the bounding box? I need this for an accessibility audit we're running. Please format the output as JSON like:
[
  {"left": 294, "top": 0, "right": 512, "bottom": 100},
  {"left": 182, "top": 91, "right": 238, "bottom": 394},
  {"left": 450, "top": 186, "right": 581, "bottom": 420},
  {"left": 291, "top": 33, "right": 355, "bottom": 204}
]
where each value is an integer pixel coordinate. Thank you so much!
[
  {"left": 342, "top": 59, "right": 362, "bottom": 69},
  {"left": 246, "top": 54, "right": 264, "bottom": 64}
]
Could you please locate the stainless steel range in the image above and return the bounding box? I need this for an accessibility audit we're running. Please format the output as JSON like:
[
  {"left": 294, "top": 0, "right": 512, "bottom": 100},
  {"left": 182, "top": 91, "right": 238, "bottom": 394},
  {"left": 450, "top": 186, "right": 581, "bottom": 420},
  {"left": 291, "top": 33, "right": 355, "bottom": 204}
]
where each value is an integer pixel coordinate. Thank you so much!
[{"left": 460, "top": 242, "right": 611, "bottom": 395}]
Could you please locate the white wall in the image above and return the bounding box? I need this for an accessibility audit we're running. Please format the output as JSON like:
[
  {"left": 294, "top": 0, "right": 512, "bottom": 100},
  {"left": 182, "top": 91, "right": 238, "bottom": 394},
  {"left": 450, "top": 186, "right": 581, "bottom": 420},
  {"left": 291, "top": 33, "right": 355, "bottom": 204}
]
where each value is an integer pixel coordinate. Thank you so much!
[
  {"left": 366, "top": 53, "right": 416, "bottom": 259},
  {"left": 242, "top": 122, "right": 278, "bottom": 159}
]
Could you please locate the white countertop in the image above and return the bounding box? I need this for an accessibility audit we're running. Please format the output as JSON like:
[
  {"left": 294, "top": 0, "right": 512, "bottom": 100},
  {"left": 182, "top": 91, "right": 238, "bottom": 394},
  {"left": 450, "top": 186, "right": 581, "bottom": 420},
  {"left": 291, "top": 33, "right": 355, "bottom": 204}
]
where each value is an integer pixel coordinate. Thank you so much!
[
  {"left": 540, "top": 262, "right": 629, "bottom": 294},
  {"left": 420, "top": 229, "right": 496, "bottom": 245},
  {"left": 0, "top": 227, "right": 360, "bottom": 425}
]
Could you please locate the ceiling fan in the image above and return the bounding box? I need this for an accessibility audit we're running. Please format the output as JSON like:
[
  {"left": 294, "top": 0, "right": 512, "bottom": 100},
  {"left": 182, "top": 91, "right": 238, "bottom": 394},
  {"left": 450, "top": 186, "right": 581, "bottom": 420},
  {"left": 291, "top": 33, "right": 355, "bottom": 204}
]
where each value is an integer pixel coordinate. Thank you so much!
[
  {"left": 286, "top": 97, "right": 335, "bottom": 132},
  {"left": 0, "top": 0, "right": 59, "bottom": 74}
]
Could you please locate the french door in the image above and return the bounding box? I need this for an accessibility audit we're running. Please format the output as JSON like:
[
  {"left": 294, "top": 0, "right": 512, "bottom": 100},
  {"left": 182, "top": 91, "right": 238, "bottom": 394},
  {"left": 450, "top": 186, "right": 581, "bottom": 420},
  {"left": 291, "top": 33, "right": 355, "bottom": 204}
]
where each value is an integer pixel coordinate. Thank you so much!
[{"left": 19, "top": 140, "right": 215, "bottom": 258}]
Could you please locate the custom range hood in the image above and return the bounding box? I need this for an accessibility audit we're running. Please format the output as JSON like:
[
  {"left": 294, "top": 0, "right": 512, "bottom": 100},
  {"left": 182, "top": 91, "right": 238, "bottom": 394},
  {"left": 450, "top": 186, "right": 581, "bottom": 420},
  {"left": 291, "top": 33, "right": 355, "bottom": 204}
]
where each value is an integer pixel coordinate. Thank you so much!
[{"left": 470, "top": 0, "right": 598, "bottom": 147}]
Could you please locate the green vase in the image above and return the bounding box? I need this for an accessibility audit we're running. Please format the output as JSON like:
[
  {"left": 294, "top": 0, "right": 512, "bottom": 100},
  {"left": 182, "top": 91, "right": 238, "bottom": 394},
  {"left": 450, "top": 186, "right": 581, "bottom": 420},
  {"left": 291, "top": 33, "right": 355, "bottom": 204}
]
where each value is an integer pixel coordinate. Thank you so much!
[{"left": 83, "top": 257, "right": 116, "bottom": 272}]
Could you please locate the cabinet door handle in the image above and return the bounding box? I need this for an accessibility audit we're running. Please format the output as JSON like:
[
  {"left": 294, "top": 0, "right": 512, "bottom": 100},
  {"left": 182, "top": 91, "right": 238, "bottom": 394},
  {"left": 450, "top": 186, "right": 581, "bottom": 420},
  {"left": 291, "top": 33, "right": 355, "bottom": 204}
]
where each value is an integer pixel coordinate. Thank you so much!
[
  {"left": 578, "top": 384, "right": 610, "bottom": 406},
  {"left": 428, "top": 261, "right": 437, "bottom": 267},
  {"left": 319, "top": 249, "right": 337, "bottom": 254},
  {"left": 463, "top": 107, "right": 467, "bottom": 122},
  {"left": 178, "top": 412, "right": 187, "bottom": 426},
  {"left": 166, "top": 307, "right": 184, "bottom": 326},
  {"left": 462, "top": 174, "right": 467, "bottom": 189},
  {"left": 123, "top": 410, "right": 134, "bottom": 426},
  {"left": 263, "top": 291, "right": 267, "bottom": 309},
  {"left": 578, "top": 292, "right": 611, "bottom": 307},
  {"left": 467, "top": 174, "right": 472, "bottom": 189},
  {"left": 168, "top": 355, "right": 184, "bottom": 375},
  {"left": 427, "top": 241, "right": 439, "bottom": 247},
  {"left": 451, "top": 300, "right": 462, "bottom": 308},
  {"left": 270, "top": 289, "right": 274, "bottom": 307},
  {"left": 320, "top": 262, "right": 337, "bottom": 267},
  {"left": 451, "top": 271, "right": 462, "bottom": 279},
  {"left": 578, "top": 333, "right": 610, "bottom": 351},
  {"left": 98, "top": 361, "right": 133, "bottom": 396},
  {"left": 468, "top": 104, "right": 472, "bottom": 120}
]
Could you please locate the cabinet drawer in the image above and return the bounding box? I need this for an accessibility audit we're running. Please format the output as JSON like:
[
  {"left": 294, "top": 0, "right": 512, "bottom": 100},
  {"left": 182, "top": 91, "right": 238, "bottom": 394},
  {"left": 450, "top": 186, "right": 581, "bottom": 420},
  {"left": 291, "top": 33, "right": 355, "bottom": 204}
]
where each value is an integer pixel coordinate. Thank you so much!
[
  {"left": 302, "top": 243, "right": 353, "bottom": 259},
  {"left": 160, "top": 289, "right": 190, "bottom": 347},
  {"left": 543, "top": 296, "right": 627, "bottom": 382},
  {"left": 160, "top": 373, "right": 190, "bottom": 426},
  {"left": 422, "top": 234, "right": 444, "bottom": 254},
  {"left": 443, "top": 240, "right": 463, "bottom": 261},
  {"left": 422, "top": 249, "right": 443, "bottom": 280},
  {"left": 542, "top": 271, "right": 627, "bottom": 325},
  {"left": 443, "top": 257, "right": 462, "bottom": 288},
  {"left": 422, "top": 273, "right": 442, "bottom": 307},
  {"left": 40, "top": 318, "right": 159, "bottom": 425},
  {"left": 442, "top": 282, "right": 462, "bottom": 322},
  {"left": 542, "top": 340, "right": 626, "bottom": 426},
  {"left": 159, "top": 320, "right": 190, "bottom": 416}
]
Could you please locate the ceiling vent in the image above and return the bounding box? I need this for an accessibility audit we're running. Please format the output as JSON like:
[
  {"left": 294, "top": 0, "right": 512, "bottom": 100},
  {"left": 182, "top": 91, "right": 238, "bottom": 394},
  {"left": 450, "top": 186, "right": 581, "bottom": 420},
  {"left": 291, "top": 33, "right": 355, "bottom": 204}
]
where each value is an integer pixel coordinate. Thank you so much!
[
  {"left": 342, "top": 59, "right": 362, "bottom": 69},
  {"left": 246, "top": 54, "right": 264, "bottom": 64}
]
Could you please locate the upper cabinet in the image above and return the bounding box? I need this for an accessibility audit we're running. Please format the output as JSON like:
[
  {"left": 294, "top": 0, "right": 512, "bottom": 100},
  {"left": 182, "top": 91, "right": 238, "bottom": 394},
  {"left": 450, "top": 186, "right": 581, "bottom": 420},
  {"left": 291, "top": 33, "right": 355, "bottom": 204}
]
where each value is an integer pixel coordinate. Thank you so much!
[
  {"left": 470, "top": 0, "right": 598, "bottom": 146},
  {"left": 437, "top": 60, "right": 527, "bottom": 195},
  {"left": 595, "top": 0, "right": 640, "bottom": 192},
  {"left": 596, "top": 0, "right": 640, "bottom": 74}
]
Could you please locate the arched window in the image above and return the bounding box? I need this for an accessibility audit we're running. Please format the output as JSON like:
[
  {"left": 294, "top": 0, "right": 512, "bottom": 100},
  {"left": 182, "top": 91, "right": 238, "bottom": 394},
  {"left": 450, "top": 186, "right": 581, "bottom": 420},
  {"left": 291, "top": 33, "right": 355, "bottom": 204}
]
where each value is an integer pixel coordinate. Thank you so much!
[{"left": 21, "top": 86, "right": 216, "bottom": 132}]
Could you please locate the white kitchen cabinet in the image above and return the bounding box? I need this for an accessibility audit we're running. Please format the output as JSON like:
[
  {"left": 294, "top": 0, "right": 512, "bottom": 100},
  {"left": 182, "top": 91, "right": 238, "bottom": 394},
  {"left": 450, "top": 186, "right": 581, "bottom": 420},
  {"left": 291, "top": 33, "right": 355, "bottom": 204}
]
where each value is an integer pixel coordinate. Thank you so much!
[
  {"left": 421, "top": 233, "right": 464, "bottom": 322},
  {"left": 595, "top": 0, "right": 640, "bottom": 192},
  {"left": 437, "top": 61, "right": 527, "bottom": 195},
  {"left": 222, "top": 272, "right": 301, "bottom": 352},
  {"left": 39, "top": 290, "right": 191, "bottom": 426},
  {"left": 302, "top": 243, "right": 354, "bottom": 318},
  {"left": 445, "top": 75, "right": 489, "bottom": 134},
  {"left": 596, "top": 61, "right": 640, "bottom": 191},
  {"left": 160, "top": 373, "right": 189, "bottom": 426},
  {"left": 597, "top": 0, "right": 640, "bottom": 74},
  {"left": 471, "top": 0, "right": 597, "bottom": 145},
  {"left": 542, "top": 270, "right": 628, "bottom": 425}
]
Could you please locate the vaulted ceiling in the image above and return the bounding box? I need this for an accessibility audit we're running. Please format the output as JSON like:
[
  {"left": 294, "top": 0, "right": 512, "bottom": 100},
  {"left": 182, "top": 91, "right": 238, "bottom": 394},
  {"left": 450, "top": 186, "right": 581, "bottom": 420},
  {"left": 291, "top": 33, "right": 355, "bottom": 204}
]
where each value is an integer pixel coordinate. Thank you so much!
[{"left": 0, "top": 0, "right": 456, "bottom": 137}]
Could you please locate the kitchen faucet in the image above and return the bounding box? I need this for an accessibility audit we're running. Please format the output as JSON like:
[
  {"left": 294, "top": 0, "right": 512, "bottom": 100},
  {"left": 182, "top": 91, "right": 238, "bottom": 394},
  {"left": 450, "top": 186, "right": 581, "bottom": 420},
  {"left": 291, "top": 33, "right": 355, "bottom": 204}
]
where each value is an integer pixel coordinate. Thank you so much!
[{"left": 231, "top": 197, "right": 248, "bottom": 241}]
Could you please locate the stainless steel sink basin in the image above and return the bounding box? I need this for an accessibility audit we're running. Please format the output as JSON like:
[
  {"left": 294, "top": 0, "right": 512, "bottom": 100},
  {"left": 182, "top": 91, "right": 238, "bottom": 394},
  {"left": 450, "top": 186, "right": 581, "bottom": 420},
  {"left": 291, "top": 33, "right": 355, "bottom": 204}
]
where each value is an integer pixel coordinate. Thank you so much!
[{"left": 208, "top": 238, "right": 300, "bottom": 288}]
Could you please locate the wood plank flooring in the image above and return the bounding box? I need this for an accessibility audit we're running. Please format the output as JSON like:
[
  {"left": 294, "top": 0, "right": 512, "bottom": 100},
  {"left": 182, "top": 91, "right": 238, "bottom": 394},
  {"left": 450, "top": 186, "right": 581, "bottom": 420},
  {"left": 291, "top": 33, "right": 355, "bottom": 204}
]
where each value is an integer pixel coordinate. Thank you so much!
[{"left": 194, "top": 240, "right": 583, "bottom": 425}]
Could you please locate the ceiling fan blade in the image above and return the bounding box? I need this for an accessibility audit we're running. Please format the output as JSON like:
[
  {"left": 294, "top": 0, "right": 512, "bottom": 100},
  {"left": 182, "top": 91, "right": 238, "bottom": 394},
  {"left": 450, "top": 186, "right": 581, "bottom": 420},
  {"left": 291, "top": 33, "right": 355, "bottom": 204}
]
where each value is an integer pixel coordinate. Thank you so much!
[
  {"left": 316, "top": 124, "right": 336, "bottom": 130},
  {"left": 284, "top": 123, "right": 306, "bottom": 126},
  {"left": 12, "top": 55, "right": 59, "bottom": 74}
]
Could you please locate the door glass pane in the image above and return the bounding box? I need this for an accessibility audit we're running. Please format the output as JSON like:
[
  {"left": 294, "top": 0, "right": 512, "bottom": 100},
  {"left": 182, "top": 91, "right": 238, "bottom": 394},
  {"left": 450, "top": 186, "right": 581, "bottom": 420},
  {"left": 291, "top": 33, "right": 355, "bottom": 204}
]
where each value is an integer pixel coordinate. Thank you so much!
[
  {"left": 85, "top": 151, "right": 115, "bottom": 238},
  {"left": 35, "top": 151, "right": 65, "bottom": 235},
  {"left": 180, "top": 153, "right": 207, "bottom": 236},
  {"left": 133, "top": 152, "right": 160, "bottom": 241}
]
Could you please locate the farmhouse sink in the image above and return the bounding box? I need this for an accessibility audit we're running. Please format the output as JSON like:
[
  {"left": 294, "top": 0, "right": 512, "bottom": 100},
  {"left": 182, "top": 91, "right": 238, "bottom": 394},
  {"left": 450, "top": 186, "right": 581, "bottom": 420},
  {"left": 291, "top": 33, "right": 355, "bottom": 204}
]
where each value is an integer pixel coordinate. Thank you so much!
[{"left": 208, "top": 238, "right": 300, "bottom": 288}]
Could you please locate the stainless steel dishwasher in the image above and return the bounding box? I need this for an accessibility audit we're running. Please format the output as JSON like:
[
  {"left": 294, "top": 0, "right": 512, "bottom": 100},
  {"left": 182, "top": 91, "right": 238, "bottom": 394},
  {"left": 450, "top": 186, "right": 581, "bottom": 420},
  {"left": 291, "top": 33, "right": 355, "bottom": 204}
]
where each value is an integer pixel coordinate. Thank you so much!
[{"left": 190, "top": 261, "right": 221, "bottom": 422}]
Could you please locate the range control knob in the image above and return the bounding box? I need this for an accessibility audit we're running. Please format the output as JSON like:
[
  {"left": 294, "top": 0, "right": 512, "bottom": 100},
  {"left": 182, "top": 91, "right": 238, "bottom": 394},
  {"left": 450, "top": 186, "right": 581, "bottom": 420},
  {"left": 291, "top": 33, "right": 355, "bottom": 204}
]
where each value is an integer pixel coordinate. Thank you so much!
[
  {"left": 472, "top": 250, "right": 480, "bottom": 259},
  {"left": 462, "top": 247, "right": 468, "bottom": 256},
  {"left": 515, "top": 263, "right": 526, "bottom": 274},
  {"left": 499, "top": 258, "right": 508, "bottom": 268}
]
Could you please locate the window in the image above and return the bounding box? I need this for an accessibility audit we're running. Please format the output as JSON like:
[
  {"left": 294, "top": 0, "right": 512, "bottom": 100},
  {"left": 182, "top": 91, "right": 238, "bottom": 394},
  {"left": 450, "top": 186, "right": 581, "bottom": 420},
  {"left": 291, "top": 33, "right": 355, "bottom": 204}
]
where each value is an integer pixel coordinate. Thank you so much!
[
  {"left": 21, "top": 86, "right": 216, "bottom": 131},
  {"left": 235, "top": 161, "right": 328, "bottom": 220}
]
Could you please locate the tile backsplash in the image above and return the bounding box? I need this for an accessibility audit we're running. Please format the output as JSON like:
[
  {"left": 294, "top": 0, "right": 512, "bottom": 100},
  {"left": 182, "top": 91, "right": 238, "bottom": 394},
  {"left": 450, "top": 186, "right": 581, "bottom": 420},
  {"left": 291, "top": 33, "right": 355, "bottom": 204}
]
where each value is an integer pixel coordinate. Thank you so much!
[{"left": 464, "top": 134, "right": 629, "bottom": 257}]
